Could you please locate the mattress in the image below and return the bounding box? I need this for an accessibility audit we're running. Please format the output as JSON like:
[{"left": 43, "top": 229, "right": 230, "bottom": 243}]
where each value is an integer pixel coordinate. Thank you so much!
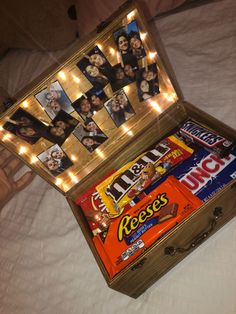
[{"left": 0, "top": 1, "right": 235, "bottom": 313}]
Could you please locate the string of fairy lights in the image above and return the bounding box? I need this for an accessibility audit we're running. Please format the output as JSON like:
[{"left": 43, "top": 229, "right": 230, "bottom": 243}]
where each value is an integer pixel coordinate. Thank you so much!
[{"left": 0, "top": 9, "right": 177, "bottom": 193}]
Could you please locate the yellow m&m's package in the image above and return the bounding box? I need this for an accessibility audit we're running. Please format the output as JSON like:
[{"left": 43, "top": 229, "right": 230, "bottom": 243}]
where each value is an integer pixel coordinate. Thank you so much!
[{"left": 96, "top": 135, "right": 193, "bottom": 217}]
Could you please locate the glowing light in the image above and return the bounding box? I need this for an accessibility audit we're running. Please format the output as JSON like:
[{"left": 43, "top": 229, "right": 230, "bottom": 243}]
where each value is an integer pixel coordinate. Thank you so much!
[
  {"left": 68, "top": 172, "right": 79, "bottom": 184},
  {"left": 97, "top": 43, "right": 103, "bottom": 50},
  {"left": 22, "top": 100, "right": 29, "bottom": 108},
  {"left": 71, "top": 154, "right": 77, "bottom": 162},
  {"left": 58, "top": 71, "right": 66, "bottom": 80},
  {"left": 56, "top": 178, "right": 62, "bottom": 186},
  {"left": 127, "top": 11, "right": 135, "bottom": 21},
  {"left": 72, "top": 75, "right": 80, "bottom": 83},
  {"left": 0, "top": 125, "right": 3, "bottom": 132},
  {"left": 19, "top": 146, "right": 27, "bottom": 154},
  {"left": 150, "top": 101, "right": 162, "bottom": 113},
  {"left": 96, "top": 149, "right": 105, "bottom": 159},
  {"left": 2, "top": 133, "right": 12, "bottom": 141},
  {"left": 122, "top": 125, "right": 133, "bottom": 136},
  {"left": 77, "top": 93, "right": 83, "bottom": 99},
  {"left": 31, "top": 155, "right": 38, "bottom": 163},
  {"left": 140, "top": 32, "right": 147, "bottom": 41},
  {"left": 123, "top": 85, "right": 130, "bottom": 93},
  {"left": 109, "top": 47, "right": 115, "bottom": 55},
  {"left": 63, "top": 183, "right": 70, "bottom": 191},
  {"left": 163, "top": 92, "right": 176, "bottom": 102},
  {"left": 149, "top": 52, "right": 157, "bottom": 60}
]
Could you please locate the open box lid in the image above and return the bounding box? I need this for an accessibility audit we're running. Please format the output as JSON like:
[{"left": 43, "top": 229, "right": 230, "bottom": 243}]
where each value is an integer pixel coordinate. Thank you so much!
[{"left": 0, "top": 0, "right": 183, "bottom": 199}]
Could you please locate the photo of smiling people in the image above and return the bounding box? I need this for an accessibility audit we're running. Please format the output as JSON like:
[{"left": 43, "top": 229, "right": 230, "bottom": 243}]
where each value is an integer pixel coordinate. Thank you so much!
[
  {"left": 73, "top": 118, "right": 107, "bottom": 153},
  {"left": 113, "top": 20, "right": 146, "bottom": 67},
  {"left": 86, "top": 88, "right": 108, "bottom": 112},
  {"left": 136, "top": 63, "right": 160, "bottom": 101},
  {"left": 3, "top": 108, "right": 47, "bottom": 144},
  {"left": 35, "top": 81, "right": 74, "bottom": 119},
  {"left": 77, "top": 46, "right": 113, "bottom": 89},
  {"left": 37, "top": 144, "right": 73, "bottom": 177},
  {"left": 45, "top": 110, "right": 79, "bottom": 145},
  {"left": 104, "top": 90, "right": 135, "bottom": 127},
  {"left": 72, "top": 96, "right": 94, "bottom": 120}
]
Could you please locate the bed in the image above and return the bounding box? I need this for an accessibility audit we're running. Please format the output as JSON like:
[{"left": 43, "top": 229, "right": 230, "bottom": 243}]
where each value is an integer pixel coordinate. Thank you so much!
[{"left": 0, "top": 0, "right": 235, "bottom": 313}]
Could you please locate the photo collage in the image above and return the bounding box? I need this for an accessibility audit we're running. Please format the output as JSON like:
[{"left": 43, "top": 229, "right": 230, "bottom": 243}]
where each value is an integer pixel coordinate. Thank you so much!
[{"left": 3, "top": 19, "right": 160, "bottom": 177}]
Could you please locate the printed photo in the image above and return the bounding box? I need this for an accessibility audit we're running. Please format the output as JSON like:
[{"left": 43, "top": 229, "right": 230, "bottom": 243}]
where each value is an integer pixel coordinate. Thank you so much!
[
  {"left": 104, "top": 90, "right": 135, "bottom": 127},
  {"left": 113, "top": 20, "right": 146, "bottom": 66},
  {"left": 86, "top": 88, "right": 108, "bottom": 112},
  {"left": 136, "top": 63, "right": 160, "bottom": 101},
  {"left": 3, "top": 108, "right": 47, "bottom": 144},
  {"left": 72, "top": 96, "right": 94, "bottom": 121},
  {"left": 110, "top": 63, "right": 137, "bottom": 92},
  {"left": 35, "top": 81, "right": 74, "bottom": 119},
  {"left": 73, "top": 118, "right": 108, "bottom": 153},
  {"left": 45, "top": 110, "right": 79, "bottom": 145},
  {"left": 77, "top": 46, "right": 112, "bottom": 89},
  {"left": 37, "top": 144, "right": 73, "bottom": 177}
]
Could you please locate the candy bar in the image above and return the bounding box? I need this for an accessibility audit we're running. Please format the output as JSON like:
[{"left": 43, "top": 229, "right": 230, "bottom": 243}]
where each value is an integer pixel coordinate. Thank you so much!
[
  {"left": 158, "top": 203, "right": 178, "bottom": 223},
  {"left": 179, "top": 120, "right": 234, "bottom": 157},
  {"left": 93, "top": 176, "right": 202, "bottom": 278},
  {"left": 96, "top": 135, "right": 193, "bottom": 217},
  {"left": 76, "top": 172, "right": 115, "bottom": 235}
]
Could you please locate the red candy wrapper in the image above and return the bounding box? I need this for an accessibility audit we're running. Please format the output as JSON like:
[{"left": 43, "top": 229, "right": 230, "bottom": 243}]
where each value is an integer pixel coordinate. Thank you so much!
[{"left": 76, "top": 172, "right": 115, "bottom": 235}]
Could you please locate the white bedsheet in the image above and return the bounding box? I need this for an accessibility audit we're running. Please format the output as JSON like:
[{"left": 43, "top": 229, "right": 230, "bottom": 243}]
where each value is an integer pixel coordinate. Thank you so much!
[{"left": 0, "top": 1, "right": 236, "bottom": 313}]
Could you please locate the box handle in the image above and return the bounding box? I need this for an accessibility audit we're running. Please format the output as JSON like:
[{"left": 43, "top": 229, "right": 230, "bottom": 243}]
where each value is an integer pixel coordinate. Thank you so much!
[{"left": 164, "top": 207, "right": 223, "bottom": 256}]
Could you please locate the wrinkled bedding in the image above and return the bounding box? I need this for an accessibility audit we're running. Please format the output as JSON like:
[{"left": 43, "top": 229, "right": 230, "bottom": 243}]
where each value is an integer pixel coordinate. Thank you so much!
[{"left": 0, "top": 1, "right": 236, "bottom": 313}]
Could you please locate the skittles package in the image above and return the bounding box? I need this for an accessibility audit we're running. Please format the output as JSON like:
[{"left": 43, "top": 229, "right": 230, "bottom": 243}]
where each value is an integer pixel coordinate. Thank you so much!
[{"left": 93, "top": 176, "right": 202, "bottom": 278}]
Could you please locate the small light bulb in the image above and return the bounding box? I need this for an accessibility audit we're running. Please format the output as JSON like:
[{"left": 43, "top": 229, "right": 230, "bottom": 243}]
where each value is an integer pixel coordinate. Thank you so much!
[
  {"left": 71, "top": 155, "right": 77, "bottom": 162},
  {"left": 140, "top": 32, "right": 147, "bottom": 41},
  {"left": 22, "top": 100, "right": 29, "bottom": 108},
  {"left": 109, "top": 47, "right": 115, "bottom": 55},
  {"left": 56, "top": 178, "right": 62, "bottom": 186},
  {"left": 63, "top": 183, "right": 70, "bottom": 191},
  {"left": 58, "top": 71, "right": 66, "bottom": 80},
  {"left": 19, "top": 146, "right": 27, "bottom": 154},
  {"left": 72, "top": 75, "right": 80, "bottom": 83},
  {"left": 97, "top": 44, "right": 103, "bottom": 50},
  {"left": 127, "top": 11, "right": 135, "bottom": 21},
  {"left": 150, "top": 101, "right": 161, "bottom": 113},
  {"left": 123, "top": 86, "right": 130, "bottom": 93},
  {"left": 122, "top": 125, "right": 133, "bottom": 136},
  {"left": 68, "top": 172, "right": 79, "bottom": 183},
  {"left": 2, "top": 133, "right": 12, "bottom": 141},
  {"left": 96, "top": 149, "right": 105, "bottom": 159},
  {"left": 149, "top": 52, "right": 157, "bottom": 60},
  {"left": 31, "top": 156, "right": 38, "bottom": 163}
]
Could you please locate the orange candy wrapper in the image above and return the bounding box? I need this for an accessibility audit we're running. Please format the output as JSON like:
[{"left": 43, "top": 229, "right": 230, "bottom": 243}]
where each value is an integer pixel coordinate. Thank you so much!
[
  {"left": 93, "top": 176, "right": 202, "bottom": 278},
  {"left": 96, "top": 135, "right": 193, "bottom": 217}
]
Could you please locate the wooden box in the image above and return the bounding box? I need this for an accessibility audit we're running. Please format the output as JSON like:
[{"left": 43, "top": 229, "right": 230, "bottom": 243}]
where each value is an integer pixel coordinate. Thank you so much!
[{"left": 0, "top": 1, "right": 235, "bottom": 298}]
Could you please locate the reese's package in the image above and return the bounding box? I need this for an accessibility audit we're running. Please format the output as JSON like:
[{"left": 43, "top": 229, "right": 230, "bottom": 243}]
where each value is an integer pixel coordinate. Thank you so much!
[
  {"left": 96, "top": 135, "right": 193, "bottom": 216},
  {"left": 93, "top": 176, "right": 202, "bottom": 278}
]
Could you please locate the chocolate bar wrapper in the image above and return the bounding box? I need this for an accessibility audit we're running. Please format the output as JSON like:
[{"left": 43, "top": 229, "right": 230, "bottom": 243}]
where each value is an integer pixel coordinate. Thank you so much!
[
  {"left": 169, "top": 146, "right": 236, "bottom": 202},
  {"left": 76, "top": 172, "right": 115, "bottom": 235},
  {"left": 178, "top": 119, "right": 234, "bottom": 158},
  {"left": 96, "top": 135, "right": 193, "bottom": 217},
  {"left": 93, "top": 176, "right": 202, "bottom": 278}
]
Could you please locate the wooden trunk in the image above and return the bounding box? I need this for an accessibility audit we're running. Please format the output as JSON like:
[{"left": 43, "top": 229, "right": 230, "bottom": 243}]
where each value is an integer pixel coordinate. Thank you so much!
[{"left": 0, "top": 0, "right": 235, "bottom": 298}]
